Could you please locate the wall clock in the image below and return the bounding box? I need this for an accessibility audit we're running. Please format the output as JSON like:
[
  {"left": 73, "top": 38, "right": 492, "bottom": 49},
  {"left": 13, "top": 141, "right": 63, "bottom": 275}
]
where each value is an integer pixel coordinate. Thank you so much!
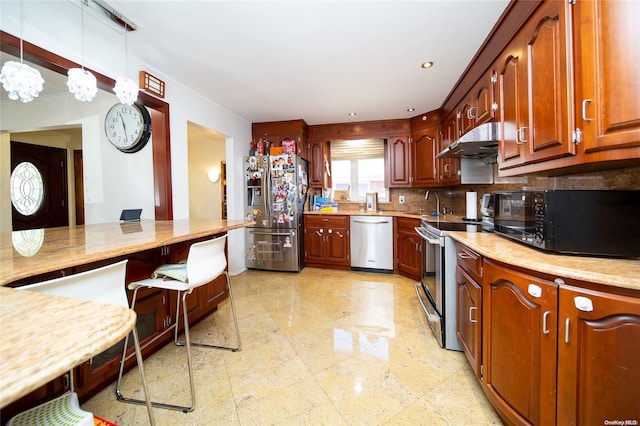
[{"left": 104, "top": 103, "right": 152, "bottom": 153}]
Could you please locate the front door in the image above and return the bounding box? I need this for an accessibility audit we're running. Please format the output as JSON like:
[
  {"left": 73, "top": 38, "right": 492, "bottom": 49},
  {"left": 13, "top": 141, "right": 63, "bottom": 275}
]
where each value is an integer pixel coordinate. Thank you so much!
[{"left": 10, "top": 141, "right": 69, "bottom": 231}]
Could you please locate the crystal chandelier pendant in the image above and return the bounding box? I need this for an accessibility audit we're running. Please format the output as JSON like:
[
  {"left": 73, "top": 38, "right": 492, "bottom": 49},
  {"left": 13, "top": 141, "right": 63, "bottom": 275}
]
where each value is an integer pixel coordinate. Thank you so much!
[
  {"left": 114, "top": 77, "right": 138, "bottom": 105},
  {"left": 0, "top": 60, "right": 44, "bottom": 103},
  {"left": 67, "top": 68, "right": 98, "bottom": 102}
]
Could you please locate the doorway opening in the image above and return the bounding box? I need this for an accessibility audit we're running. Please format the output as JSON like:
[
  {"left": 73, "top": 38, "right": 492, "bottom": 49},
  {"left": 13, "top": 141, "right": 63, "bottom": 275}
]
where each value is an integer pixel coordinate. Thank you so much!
[{"left": 187, "top": 122, "right": 227, "bottom": 220}]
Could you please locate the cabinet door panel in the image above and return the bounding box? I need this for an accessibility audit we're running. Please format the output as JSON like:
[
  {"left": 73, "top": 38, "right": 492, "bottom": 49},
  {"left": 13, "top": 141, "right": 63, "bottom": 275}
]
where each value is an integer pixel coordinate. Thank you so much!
[
  {"left": 411, "top": 129, "right": 438, "bottom": 186},
  {"left": 483, "top": 261, "right": 557, "bottom": 426},
  {"left": 499, "top": 47, "right": 527, "bottom": 168},
  {"left": 557, "top": 285, "right": 640, "bottom": 425},
  {"left": 326, "top": 227, "right": 349, "bottom": 266},
  {"left": 386, "top": 136, "right": 411, "bottom": 187},
  {"left": 304, "top": 225, "right": 325, "bottom": 263},
  {"left": 457, "top": 266, "right": 482, "bottom": 379},
  {"left": 526, "top": 0, "right": 575, "bottom": 162},
  {"left": 575, "top": 0, "right": 640, "bottom": 152}
]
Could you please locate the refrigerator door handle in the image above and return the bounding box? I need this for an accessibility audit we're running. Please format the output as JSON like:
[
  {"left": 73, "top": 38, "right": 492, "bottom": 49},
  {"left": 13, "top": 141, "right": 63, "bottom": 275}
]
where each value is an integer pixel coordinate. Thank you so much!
[{"left": 265, "top": 164, "right": 272, "bottom": 223}]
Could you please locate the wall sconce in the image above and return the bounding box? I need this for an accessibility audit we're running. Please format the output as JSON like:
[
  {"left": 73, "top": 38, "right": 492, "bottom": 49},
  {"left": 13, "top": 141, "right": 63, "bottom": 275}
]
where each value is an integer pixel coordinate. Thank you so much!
[{"left": 208, "top": 168, "right": 220, "bottom": 183}]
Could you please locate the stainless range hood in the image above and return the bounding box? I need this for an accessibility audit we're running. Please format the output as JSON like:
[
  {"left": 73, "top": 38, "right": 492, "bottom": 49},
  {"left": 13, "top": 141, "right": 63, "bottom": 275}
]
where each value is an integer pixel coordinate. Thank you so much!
[{"left": 436, "top": 122, "right": 499, "bottom": 159}]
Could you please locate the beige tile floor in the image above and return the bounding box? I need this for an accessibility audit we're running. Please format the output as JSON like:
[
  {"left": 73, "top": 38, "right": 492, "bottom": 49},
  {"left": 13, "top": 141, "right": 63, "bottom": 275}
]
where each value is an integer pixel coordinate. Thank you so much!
[{"left": 82, "top": 268, "right": 502, "bottom": 425}]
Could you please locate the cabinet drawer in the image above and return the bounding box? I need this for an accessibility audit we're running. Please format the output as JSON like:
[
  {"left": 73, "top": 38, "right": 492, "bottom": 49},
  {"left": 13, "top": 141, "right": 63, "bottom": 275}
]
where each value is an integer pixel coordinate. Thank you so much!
[
  {"left": 456, "top": 243, "right": 482, "bottom": 280},
  {"left": 306, "top": 214, "right": 349, "bottom": 228},
  {"left": 396, "top": 216, "right": 420, "bottom": 231}
]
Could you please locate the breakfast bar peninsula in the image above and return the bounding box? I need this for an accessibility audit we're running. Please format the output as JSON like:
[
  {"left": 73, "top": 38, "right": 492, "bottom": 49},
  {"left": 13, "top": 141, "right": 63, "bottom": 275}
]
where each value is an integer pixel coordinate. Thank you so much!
[{"left": 0, "top": 218, "right": 252, "bottom": 419}]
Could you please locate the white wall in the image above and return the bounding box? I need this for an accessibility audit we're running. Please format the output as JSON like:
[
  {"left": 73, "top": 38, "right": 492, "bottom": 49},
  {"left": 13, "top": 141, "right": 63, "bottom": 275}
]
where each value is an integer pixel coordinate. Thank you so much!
[{"left": 1, "top": 1, "right": 251, "bottom": 274}]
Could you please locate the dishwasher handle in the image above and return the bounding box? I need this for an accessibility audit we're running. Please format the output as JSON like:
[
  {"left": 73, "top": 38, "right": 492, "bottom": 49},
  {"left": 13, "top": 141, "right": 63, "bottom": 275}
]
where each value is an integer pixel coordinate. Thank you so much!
[{"left": 353, "top": 219, "right": 390, "bottom": 225}]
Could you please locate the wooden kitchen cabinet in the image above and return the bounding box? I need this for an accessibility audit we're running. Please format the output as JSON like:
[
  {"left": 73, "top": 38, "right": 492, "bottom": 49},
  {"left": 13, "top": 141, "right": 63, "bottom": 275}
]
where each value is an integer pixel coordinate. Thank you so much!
[
  {"left": 438, "top": 112, "right": 461, "bottom": 185},
  {"left": 572, "top": 0, "right": 640, "bottom": 154},
  {"left": 304, "top": 215, "right": 350, "bottom": 269},
  {"left": 483, "top": 260, "right": 558, "bottom": 426},
  {"left": 308, "top": 140, "right": 332, "bottom": 188},
  {"left": 252, "top": 119, "right": 309, "bottom": 159},
  {"left": 499, "top": 0, "right": 575, "bottom": 171},
  {"left": 455, "top": 243, "right": 483, "bottom": 380},
  {"left": 394, "top": 217, "right": 422, "bottom": 281},
  {"left": 556, "top": 284, "right": 640, "bottom": 425},
  {"left": 385, "top": 134, "right": 411, "bottom": 187},
  {"left": 498, "top": 32, "right": 528, "bottom": 170},
  {"left": 409, "top": 111, "right": 440, "bottom": 187}
]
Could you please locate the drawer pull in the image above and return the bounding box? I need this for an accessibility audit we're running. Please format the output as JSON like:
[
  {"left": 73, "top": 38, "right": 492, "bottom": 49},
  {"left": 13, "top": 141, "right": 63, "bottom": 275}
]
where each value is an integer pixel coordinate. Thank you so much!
[{"left": 457, "top": 253, "right": 473, "bottom": 259}]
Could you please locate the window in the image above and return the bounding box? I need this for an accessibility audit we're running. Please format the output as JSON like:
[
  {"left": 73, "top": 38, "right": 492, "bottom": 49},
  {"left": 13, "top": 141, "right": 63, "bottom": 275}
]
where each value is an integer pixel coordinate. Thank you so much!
[
  {"left": 10, "top": 161, "right": 44, "bottom": 216},
  {"left": 330, "top": 139, "right": 388, "bottom": 202}
]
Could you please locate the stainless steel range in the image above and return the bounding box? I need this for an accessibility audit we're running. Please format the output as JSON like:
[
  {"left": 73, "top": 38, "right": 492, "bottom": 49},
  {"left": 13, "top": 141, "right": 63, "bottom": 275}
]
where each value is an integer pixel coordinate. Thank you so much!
[{"left": 414, "top": 220, "right": 484, "bottom": 351}]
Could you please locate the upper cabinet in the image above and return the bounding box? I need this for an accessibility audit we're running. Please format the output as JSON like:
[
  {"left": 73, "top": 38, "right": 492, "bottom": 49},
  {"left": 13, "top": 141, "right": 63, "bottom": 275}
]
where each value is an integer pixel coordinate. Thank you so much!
[
  {"left": 499, "top": 0, "right": 575, "bottom": 171},
  {"left": 251, "top": 119, "right": 309, "bottom": 160},
  {"left": 308, "top": 140, "right": 332, "bottom": 188},
  {"left": 496, "top": 0, "right": 639, "bottom": 175},
  {"left": 573, "top": 0, "right": 640, "bottom": 153},
  {"left": 409, "top": 111, "right": 440, "bottom": 187},
  {"left": 385, "top": 134, "right": 411, "bottom": 187}
]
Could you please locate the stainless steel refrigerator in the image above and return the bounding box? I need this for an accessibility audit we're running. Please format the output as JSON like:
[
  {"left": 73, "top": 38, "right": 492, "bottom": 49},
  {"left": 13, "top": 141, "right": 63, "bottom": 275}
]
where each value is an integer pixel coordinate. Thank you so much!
[{"left": 244, "top": 154, "right": 309, "bottom": 271}]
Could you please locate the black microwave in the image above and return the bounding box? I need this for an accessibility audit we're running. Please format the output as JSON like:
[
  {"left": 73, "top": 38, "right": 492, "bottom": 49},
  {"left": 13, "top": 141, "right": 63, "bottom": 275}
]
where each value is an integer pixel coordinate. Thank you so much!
[{"left": 493, "top": 190, "right": 640, "bottom": 258}]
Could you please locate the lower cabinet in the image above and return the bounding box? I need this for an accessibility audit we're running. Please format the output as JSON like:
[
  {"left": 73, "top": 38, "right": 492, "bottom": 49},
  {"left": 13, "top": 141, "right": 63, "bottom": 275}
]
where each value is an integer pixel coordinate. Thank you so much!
[
  {"left": 304, "top": 215, "right": 350, "bottom": 269},
  {"left": 483, "top": 260, "right": 558, "bottom": 426},
  {"left": 556, "top": 284, "right": 640, "bottom": 425},
  {"left": 462, "top": 253, "right": 640, "bottom": 426},
  {"left": 394, "top": 217, "right": 422, "bottom": 281},
  {"left": 456, "top": 266, "right": 482, "bottom": 379}
]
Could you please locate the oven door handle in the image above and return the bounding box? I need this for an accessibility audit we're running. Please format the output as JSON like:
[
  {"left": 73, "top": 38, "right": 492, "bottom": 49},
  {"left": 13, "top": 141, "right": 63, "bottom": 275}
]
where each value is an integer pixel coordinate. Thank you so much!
[
  {"left": 414, "top": 227, "right": 443, "bottom": 246},
  {"left": 414, "top": 282, "right": 440, "bottom": 322}
]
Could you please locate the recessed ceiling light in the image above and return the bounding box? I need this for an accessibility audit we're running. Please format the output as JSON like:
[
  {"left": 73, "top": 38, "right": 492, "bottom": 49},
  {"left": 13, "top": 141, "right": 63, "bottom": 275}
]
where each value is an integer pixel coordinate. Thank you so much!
[
  {"left": 348, "top": 112, "right": 357, "bottom": 116},
  {"left": 407, "top": 108, "right": 415, "bottom": 112},
  {"left": 421, "top": 61, "right": 434, "bottom": 69}
]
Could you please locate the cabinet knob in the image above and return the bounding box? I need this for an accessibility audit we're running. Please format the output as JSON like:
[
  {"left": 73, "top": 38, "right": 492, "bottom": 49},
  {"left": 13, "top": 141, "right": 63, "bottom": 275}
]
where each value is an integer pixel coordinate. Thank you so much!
[
  {"left": 574, "top": 296, "right": 594, "bottom": 312},
  {"left": 527, "top": 284, "right": 542, "bottom": 298}
]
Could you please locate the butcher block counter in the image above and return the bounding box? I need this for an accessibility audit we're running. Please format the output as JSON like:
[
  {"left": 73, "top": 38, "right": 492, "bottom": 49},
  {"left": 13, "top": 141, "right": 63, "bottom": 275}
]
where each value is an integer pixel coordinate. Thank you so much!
[{"left": 0, "top": 219, "right": 252, "bottom": 287}]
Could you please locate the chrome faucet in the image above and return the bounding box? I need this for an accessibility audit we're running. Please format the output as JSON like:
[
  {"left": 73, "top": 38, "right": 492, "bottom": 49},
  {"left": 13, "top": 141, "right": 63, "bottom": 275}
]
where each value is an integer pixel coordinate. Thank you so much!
[{"left": 425, "top": 190, "right": 441, "bottom": 217}]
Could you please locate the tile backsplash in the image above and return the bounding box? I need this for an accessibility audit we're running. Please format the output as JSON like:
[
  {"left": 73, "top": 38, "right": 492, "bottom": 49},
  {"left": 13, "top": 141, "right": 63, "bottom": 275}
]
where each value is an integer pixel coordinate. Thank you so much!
[{"left": 387, "top": 164, "right": 640, "bottom": 216}]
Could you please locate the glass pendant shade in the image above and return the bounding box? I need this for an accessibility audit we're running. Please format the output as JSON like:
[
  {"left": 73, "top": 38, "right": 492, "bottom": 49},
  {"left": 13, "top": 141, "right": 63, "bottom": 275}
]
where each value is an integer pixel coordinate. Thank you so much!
[
  {"left": 0, "top": 61, "right": 44, "bottom": 103},
  {"left": 114, "top": 77, "right": 138, "bottom": 105},
  {"left": 67, "top": 68, "right": 98, "bottom": 102}
]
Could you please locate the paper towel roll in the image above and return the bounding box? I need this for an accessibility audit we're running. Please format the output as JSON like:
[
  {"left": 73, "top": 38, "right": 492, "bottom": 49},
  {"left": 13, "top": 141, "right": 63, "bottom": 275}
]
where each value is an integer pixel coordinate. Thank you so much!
[{"left": 466, "top": 191, "right": 478, "bottom": 220}]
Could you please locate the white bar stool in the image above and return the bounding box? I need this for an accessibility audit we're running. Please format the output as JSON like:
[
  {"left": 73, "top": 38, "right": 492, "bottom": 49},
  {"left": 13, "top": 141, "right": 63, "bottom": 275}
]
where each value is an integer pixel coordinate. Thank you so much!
[
  {"left": 9, "top": 260, "right": 155, "bottom": 426},
  {"left": 116, "top": 234, "right": 241, "bottom": 413}
]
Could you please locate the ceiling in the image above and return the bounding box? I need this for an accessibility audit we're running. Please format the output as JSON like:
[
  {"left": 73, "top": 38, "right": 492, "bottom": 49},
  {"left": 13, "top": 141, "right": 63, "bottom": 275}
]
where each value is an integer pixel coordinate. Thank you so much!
[{"left": 105, "top": 0, "right": 510, "bottom": 125}]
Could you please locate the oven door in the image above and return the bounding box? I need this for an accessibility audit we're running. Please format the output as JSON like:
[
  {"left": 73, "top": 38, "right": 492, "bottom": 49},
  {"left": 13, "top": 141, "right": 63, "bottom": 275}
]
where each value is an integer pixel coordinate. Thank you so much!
[
  {"left": 415, "top": 226, "right": 444, "bottom": 314},
  {"left": 414, "top": 282, "right": 444, "bottom": 348}
]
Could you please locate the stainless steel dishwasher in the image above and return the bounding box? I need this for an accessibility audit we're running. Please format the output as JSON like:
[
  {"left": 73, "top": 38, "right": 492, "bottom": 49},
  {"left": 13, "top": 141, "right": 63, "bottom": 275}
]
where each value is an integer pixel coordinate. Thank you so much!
[{"left": 350, "top": 216, "right": 394, "bottom": 272}]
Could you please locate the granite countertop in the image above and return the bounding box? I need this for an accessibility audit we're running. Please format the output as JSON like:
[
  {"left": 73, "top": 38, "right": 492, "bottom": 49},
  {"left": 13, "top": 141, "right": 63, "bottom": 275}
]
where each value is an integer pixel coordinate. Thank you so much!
[
  {"left": 0, "top": 219, "right": 253, "bottom": 286},
  {"left": 305, "top": 209, "right": 463, "bottom": 221},
  {"left": 0, "top": 286, "right": 136, "bottom": 408},
  {"left": 449, "top": 232, "right": 640, "bottom": 292}
]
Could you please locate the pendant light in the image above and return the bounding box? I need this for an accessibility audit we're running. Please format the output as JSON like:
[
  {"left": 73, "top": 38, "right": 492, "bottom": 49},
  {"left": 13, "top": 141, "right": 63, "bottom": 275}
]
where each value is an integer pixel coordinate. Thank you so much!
[
  {"left": 113, "top": 23, "right": 138, "bottom": 105},
  {"left": 0, "top": 0, "right": 44, "bottom": 103},
  {"left": 67, "top": 0, "right": 97, "bottom": 102}
]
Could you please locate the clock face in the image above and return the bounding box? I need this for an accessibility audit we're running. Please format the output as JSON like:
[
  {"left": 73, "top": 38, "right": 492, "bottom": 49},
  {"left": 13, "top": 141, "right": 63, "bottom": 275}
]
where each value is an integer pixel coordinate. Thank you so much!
[{"left": 104, "top": 103, "right": 151, "bottom": 153}]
